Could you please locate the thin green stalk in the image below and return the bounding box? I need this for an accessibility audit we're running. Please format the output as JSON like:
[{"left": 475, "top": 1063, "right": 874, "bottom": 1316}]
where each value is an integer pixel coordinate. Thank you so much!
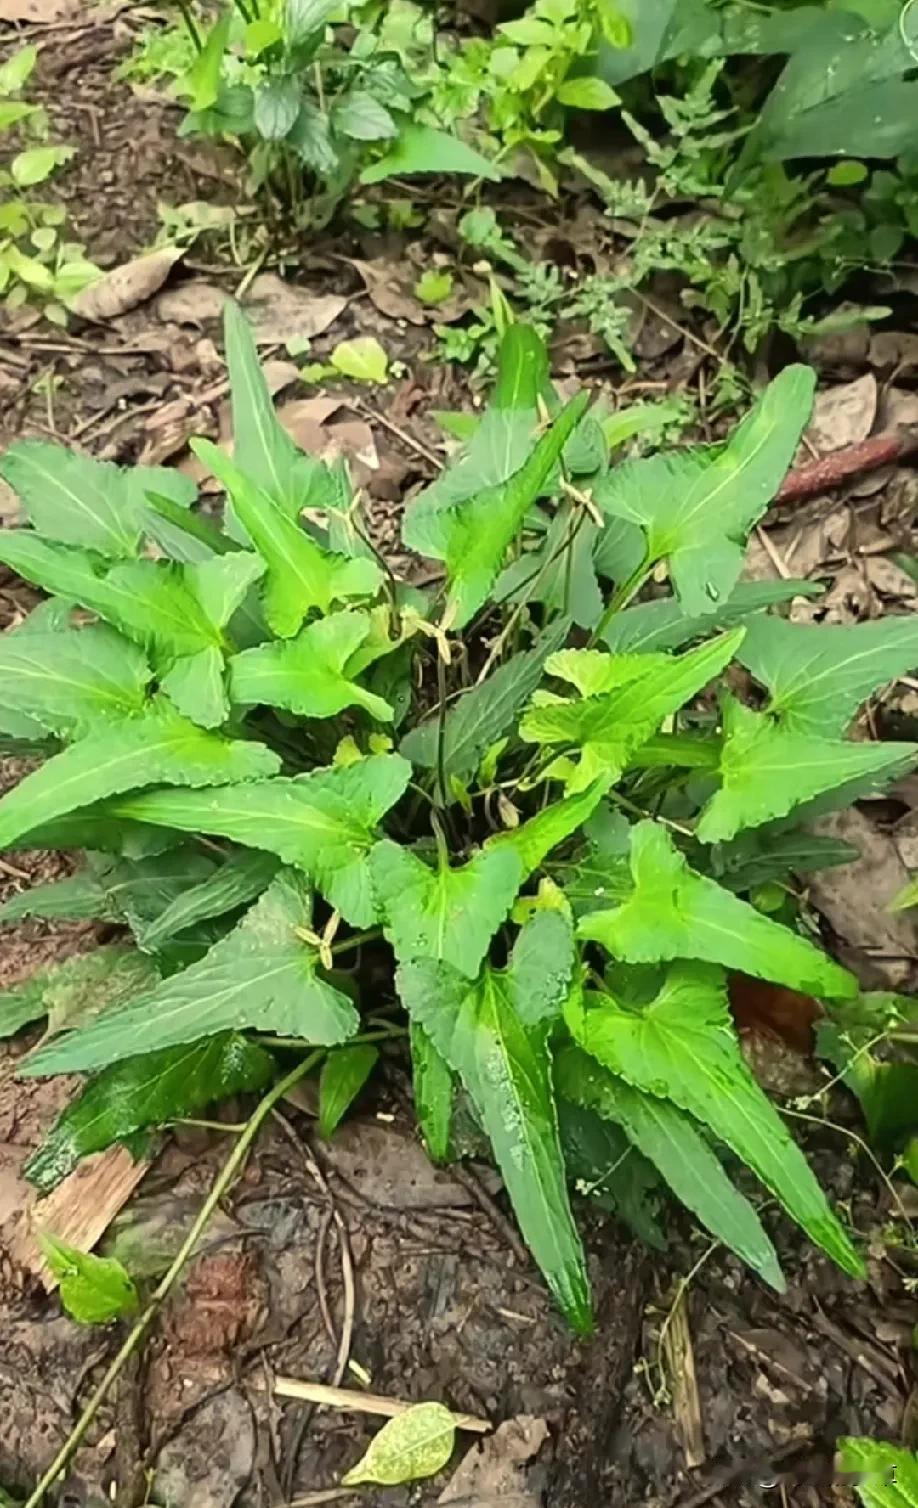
[
  {"left": 589, "top": 555, "right": 653, "bottom": 648},
  {"left": 175, "top": 0, "right": 202, "bottom": 51},
  {"left": 21, "top": 1054, "right": 322, "bottom": 1508}
]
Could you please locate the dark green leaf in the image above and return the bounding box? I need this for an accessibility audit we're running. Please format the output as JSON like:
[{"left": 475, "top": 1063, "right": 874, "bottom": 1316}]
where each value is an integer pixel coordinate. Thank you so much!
[
  {"left": 0, "top": 946, "right": 159, "bottom": 1041},
  {"left": 25, "top": 870, "right": 360, "bottom": 1076},
  {"left": 318, "top": 1043, "right": 379, "bottom": 1137},
  {"left": 137, "top": 850, "right": 279, "bottom": 950},
  {"left": 26, "top": 1033, "right": 275, "bottom": 1193},
  {"left": 410, "top": 1021, "right": 453, "bottom": 1163},
  {"left": 399, "top": 620, "right": 568, "bottom": 782},
  {"left": 112, "top": 754, "right": 412, "bottom": 926}
]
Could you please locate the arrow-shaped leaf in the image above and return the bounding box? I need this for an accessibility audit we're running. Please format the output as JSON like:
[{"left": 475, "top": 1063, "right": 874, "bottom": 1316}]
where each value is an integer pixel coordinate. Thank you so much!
[
  {"left": 555, "top": 1044, "right": 784, "bottom": 1289},
  {"left": 230, "top": 609, "right": 394, "bottom": 721},
  {"left": 0, "top": 439, "right": 144, "bottom": 558},
  {"left": 578, "top": 819, "right": 856, "bottom": 999},
  {"left": 0, "top": 699, "right": 280, "bottom": 850},
  {"left": 26, "top": 1032, "right": 275, "bottom": 1193},
  {"left": 399, "top": 620, "right": 568, "bottom": 782},
  {"left": 111, "top": 754, "right": 412, "bottom": 925},
  {"left": 193, "top": 438, "right": 381, "bottom": 636},
  {"left": 594, "top": 366, "right": 815, "bottom": 613},
  {"left": 397, "top": 915, "right": 591, "bottom": 1332},
  {"left": 738, "top": 614, "right": 918, "bottom": 737},
  {"left": 25, "top": 869, "right": 360, "bottom": 1076},
  {"left": 370, "top": 838, "right": 523, "bottom": 977},
  {"left": 137, "top": 849, "right": 279, "bottom": 949},
  {"left": 565, "top": 960, "right": 863, "bottom": 1276},
  {"left": 696, "top": 695, "right": 917, "bottom": 842},
  {"left": 521, "top": 630, "right": 743, "bottom": 791}
]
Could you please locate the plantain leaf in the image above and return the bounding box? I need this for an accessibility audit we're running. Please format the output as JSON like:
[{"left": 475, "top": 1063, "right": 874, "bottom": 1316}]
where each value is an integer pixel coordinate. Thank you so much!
[
  {"left": 738, "top": 614, "right": 918, "bottom": 737},
  {"left": 521, "top": 630, "right": 743, "bottom": 792},
  {"left": 111, "top": 754, "right": 412, "bottom": 926},
  {"left": 555, "top": 1045, "right": 784, "bottom": 1288},
  {"left": 230, "top": 610, "right": 394, "bottom": 721},
  {"left": 696, "top": 696, "right": 917, "bottom": 842},
  {"left": 594, "top": 367, "right": 815, "bottom": 613},
  {"left": 370, "top": 838, "right": 523, "bottom": 977},
  {"left": 318, "top": 1043, "right": 379, "bottom": 1138},
  {"left": 578, "top": 820, "right": 857, "bottom": 999},
  {"left": 565, "top": 961, "right": 862, "bottom": 1276},
  {"left": 25, "top": 870, "right": 359, "bottom": 1076},
  {"left": 193, "top": 438, "right": 381, "bottom": 636},
  {"left": 399, "top": 619, "right": 568, "bottom": 782},
  {"left": 26, "top": 1032, "right": 275, "bottom": 1193},
  {"left": 0, "top": 700, "right": 279, "bottom": 851},
  {"left": 397, "top": 914, "right": 591, "bottom": 1331}
]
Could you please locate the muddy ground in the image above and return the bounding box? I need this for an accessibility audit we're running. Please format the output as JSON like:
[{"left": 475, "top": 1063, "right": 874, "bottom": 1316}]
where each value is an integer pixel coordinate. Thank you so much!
[{"left": 0, "top": 5, "right": 917, "bottom": 1505}]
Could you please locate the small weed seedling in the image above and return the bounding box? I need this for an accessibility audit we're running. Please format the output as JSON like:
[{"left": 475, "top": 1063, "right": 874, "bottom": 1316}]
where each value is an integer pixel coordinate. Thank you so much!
[
  {"left": 4, "top": 309, "right": 918, "bottom": 1331},
  {"left": 0, "top": 45, "right": 98, "bottom": 322}
]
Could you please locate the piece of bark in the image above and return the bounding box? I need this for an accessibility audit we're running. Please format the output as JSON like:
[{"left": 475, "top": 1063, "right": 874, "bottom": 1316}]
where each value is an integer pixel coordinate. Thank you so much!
[{"left": 6, "top": 1144, "right": 149, "bottom": 1289}]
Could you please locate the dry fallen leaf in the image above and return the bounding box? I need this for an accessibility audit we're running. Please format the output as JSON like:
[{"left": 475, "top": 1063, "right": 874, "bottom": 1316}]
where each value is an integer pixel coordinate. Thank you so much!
[
  {"left": 71, "top": 246, "right": 184, "bottom": 322},
  {"left": 439, "top": 1415, "right": 548, "bottom": 1506},
  {"left": 809, "top": 807, "right": 918, "bottom": 991},
  {"left": 805, "top": 373, "right": 877, "bottom": 454},
  {"left": 351, "top": 259, "right": 428, "bottom": 326},
  {"left": 244, "top": 272, "right": 348, "bottom": 345},
  {"left": 156, "top": 279, "right": 228, "bottom": 327}
]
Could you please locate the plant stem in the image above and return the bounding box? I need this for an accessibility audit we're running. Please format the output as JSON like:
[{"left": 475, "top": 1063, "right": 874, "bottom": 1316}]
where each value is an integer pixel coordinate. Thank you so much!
[
  {"left": 21, "top": 1054, "right": 322, "bottom": 1508},
  {"left": 435, "top": 652, "right": 449, "bottom": 808},
  {"left": 329, "top": 927, "right": 383, "bottom": 955},
  {"left": 589, "top": 556, "right": 653, "bottom": 648},
  {"left": 175, "top": 0, "right": 202, "bottom": 51}
]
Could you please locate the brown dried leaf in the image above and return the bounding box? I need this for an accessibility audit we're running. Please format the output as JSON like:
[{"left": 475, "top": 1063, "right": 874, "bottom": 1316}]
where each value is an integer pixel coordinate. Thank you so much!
[
  {"left": 0, "top": 0, "right": 79, "bottom": 17},
  {"left": 809, "top": 808, "right": 918, "bottom": 990},
  {"left": 805, "top": 373, "right": 877, "bottom": 454},
  {"left": 244, "top": 273, "right": 347, "bottom": 344},
  {"left": 351, "top": 259, "right": 427, "bottom": 326},
  {"left": 71, "top": 247, "right": 184, "bottom": 322},
  {"left": 156, "top": 280, "right": 228, "bottom": 327},
  {"left": 439, "top": 1415, "right": 548, "bottom": 1506}
]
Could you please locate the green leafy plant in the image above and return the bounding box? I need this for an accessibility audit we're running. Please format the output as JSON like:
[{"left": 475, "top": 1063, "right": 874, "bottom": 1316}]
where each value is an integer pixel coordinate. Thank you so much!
[
  {"left": 136, "top": 0, "right": 497, "bottom": 226},
  {"left": 0, "top": 45, "right": 99, "bottom": 321},
  {"left": 4, "top": 309, "right": 918, "bottom": 1332}
]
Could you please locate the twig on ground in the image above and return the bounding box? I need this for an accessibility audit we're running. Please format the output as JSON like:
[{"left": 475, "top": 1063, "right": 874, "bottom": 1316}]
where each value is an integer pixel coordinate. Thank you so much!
[
  {"left": 272, "top": 1377, "right": 490, "bottom": 1432},
  {"left": 775, "top": 429, "right": 918, "bottom": 505}
]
